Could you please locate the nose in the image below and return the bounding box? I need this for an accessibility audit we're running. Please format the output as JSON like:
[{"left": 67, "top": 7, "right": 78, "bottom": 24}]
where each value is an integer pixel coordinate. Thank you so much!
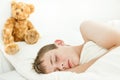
[
  {"left": 16, "top": 12, "right": 19, "bottom": 15},
  {"left": 56, "top": 63, "right": 65, "bottom": 71}
]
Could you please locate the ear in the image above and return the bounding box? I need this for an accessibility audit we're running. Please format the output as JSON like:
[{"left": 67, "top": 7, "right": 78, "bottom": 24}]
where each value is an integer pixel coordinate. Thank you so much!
[
  {"left": 11, "top": 1, "right": 16, "bottom": 7},
  {"left": 54, "top": 39, "right": 65, "bottom": 46},
  {"left": 28, "top": 4, "right": 34, "bottom": 13}
]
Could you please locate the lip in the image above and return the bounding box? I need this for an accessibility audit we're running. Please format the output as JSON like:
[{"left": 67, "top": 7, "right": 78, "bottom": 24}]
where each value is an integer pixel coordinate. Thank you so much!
[{"left": 68, "top": 60, "right": 72, "bottom": 68}]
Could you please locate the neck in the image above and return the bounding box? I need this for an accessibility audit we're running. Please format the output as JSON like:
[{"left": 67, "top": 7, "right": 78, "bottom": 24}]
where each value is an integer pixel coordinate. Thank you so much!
[{"left": 72, "top": 44, "right": 84, "bottom": 58}]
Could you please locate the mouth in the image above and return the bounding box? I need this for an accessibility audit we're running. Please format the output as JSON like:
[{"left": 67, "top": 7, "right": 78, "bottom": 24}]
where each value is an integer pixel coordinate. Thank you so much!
[{"left": 68, "top": 60, "right": 72, "bottom": 68}]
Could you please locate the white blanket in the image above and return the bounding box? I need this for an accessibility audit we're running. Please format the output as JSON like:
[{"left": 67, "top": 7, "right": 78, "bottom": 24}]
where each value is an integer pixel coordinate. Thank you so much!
[{"left": 87, "top": 46, "right": 120, "bottom": 77}]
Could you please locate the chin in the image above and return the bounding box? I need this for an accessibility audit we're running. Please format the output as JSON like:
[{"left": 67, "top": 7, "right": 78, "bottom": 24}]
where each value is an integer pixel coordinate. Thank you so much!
[{"left": 74, "top": 61, "right": 79, "bottom": 66}]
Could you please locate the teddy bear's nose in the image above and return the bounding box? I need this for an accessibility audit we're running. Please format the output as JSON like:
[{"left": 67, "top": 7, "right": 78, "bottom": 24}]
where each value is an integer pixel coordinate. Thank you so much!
[{"left": 16, "top": 12, "right": 19, "bottom": 15}]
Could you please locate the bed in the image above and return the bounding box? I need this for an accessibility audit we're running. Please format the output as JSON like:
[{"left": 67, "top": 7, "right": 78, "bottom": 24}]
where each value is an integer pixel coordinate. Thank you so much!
[
  {"left": 0, "top": 0, "right": 120, "bottom": 80},
  {"left": 1, "top": 33, "right": 120, "bottom": 80}
]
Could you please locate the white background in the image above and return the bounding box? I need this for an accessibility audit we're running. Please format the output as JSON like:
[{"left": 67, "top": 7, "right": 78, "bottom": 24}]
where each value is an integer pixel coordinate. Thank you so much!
[{"left": 0, "top": 0, "right": 120, "bottom": 44}]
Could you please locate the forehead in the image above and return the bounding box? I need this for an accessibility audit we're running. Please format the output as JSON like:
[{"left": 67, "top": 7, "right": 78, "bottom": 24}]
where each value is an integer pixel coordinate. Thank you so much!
[
  {"left": 44, "top": 49, "right": 57, "bottom": 55},
  {"left": 41, "top": 49, "right": 56, "bottom": 62},
  {"left": 17, "top": 2, "right": 26, "bottom": 6},
  {"left": 41, "top": 53, "right": 54, "bottom": 73},
  {"left": 42, "top": 47, "right": 64, "bottom": 59},
  {"left": 14, "top": 3, "right": 27, "bottom": 8}
]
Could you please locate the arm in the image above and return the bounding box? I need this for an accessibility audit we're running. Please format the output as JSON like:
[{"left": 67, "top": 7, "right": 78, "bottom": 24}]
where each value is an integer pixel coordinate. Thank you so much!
[
  {"left": 80, "top": 21, "right": 120, "bottom": 49},
  {"left": 66, "top": 21, "right": 120, "bottom": 73},
  {"left": 27, "top": 20, "right": 34, "bottom": 30},
  {"left": 3, "top": 17, "right": 15, "bottom": 45},
  {"left": 66, "top": 52, "right": 108, "bottom": 73},
  {"left": 66, "top": 56, "right": 99, "bottom": 73}
]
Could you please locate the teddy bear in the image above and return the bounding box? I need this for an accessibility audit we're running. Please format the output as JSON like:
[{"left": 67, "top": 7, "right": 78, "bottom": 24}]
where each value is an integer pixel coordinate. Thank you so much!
[{"left": 2, "top": 1, "right": 40, "bottom": 55}]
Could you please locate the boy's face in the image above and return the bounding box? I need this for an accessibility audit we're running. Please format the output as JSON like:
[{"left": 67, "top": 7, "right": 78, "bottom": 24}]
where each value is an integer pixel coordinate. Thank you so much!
[{"left": 40, "top": 40, "right": 80, "bottom": 73}]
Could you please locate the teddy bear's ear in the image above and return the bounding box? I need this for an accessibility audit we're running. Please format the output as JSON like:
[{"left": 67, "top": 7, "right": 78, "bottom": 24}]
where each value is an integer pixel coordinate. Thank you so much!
[
  {"left": 28, "top": 4, "right": 34, "bottom": 13},
  {"left": 11, "top": 1, "right": 17, "bottom": 7}
]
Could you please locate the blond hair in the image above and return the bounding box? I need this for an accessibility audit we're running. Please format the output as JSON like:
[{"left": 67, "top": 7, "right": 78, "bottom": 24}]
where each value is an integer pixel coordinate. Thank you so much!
[{"left": 33, "top": 44, "right": 57, "bottom": 74}]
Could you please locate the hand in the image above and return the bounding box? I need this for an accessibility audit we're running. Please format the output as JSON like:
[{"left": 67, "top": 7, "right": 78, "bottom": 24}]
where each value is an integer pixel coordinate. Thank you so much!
[{"left": 65, "top": 57, "right": 100, "bottom": 73}]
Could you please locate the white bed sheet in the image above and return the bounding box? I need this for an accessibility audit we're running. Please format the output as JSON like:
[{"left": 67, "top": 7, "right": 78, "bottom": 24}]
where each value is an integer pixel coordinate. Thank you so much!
[
  {"left": 0, "top": 50, "right": 14, "bottom": 74},
  {"left": 0, "top": 70, "right": 26, "bottom": 80}
]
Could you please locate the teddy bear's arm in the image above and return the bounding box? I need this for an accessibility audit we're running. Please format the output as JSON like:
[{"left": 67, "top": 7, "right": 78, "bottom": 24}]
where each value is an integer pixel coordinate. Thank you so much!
[
  {"left": 25, "top": 20, "right": 39, "bottom": 44},
  {"left": 3, "top": 17, "right": 15, "bottom": 45},
  {"left": 27, "top": 20, "right": 35, "bottom": 30}
]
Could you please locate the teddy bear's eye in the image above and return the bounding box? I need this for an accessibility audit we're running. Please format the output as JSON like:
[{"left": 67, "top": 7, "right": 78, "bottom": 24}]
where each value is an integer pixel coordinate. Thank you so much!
[{"left": 21, "top": 9, "right": 23, "bottom": 12}]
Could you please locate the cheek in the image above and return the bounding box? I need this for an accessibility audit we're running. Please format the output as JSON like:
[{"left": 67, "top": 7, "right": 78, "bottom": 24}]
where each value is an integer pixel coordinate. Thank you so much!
[
  {"left": 58, "top": 54, "right": 67, "bottom": 63},
  {"left": 71, "top": 56, "right": 80, "bottom": 66}
]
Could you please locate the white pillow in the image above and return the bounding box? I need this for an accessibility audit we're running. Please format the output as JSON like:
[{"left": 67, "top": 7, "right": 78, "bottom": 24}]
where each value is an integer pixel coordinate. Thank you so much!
[{"left": 0, "top": 50, "right": 14, "bottom": 74}]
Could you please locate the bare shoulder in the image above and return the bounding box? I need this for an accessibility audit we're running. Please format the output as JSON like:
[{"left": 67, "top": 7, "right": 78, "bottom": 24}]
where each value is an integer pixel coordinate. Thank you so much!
[{"left": 80, "top": 21, "right": 120, "bottom": 49}]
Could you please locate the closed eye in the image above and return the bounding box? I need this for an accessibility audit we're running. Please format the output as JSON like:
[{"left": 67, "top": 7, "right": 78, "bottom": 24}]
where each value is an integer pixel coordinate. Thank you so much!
[
  {"left": 54, "top": 68, "right": 60, "bottom": 72},
  {"left": 50, "top": 55, "right": 58, "bottom": 65},
  {"left": 55, "top": 55, "right": 58, "bottom": 62},
  {"left": 50, "top": 56, "right": 53, "bottom": 65}
]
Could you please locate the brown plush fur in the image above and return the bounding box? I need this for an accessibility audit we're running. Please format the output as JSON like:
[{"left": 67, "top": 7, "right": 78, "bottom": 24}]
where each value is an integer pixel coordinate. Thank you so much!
[{"left": 2, "top": 1, "right": 40, "bottom": 55}]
